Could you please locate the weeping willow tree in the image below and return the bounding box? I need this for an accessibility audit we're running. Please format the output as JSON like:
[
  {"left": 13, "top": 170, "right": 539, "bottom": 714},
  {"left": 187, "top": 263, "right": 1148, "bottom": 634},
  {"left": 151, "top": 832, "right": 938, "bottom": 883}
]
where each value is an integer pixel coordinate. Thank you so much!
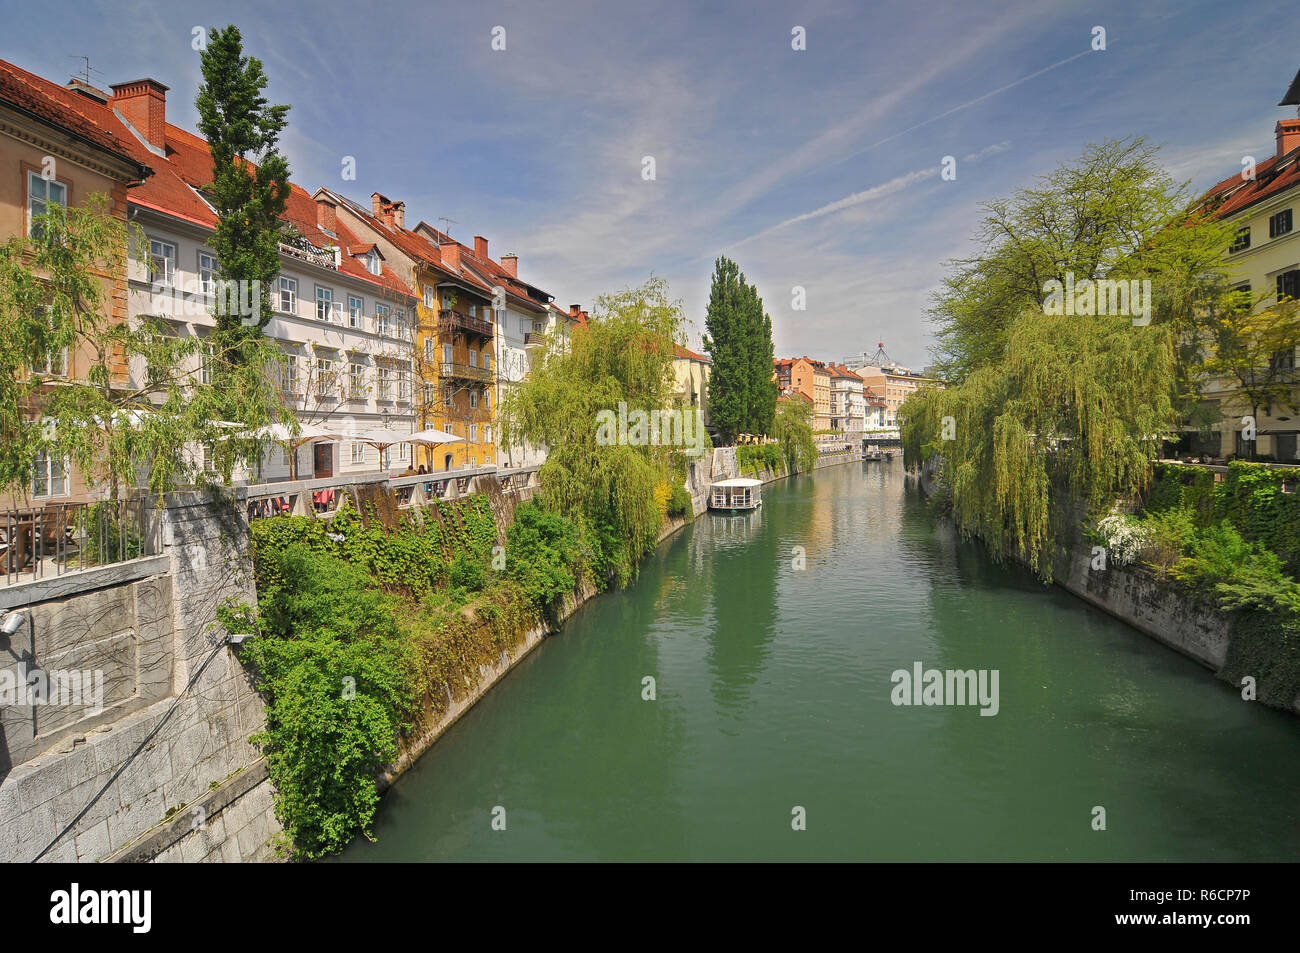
[
  {"left": 903, "top": 313, "right": 1175, "bottom": 576},
  {"left": 905, "top": 138, "right": 1232, "bottom": 578},
  {"left": 499, "top": 277, "right": 687, "bottom": 587}
]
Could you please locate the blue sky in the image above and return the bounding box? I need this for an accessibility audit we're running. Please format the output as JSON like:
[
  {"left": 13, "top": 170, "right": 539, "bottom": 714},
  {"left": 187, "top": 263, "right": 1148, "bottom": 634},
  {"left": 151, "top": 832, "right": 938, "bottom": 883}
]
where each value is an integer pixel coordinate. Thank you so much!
[{"left": 5, "top": 0, "right": 1298, "bottom": 369}]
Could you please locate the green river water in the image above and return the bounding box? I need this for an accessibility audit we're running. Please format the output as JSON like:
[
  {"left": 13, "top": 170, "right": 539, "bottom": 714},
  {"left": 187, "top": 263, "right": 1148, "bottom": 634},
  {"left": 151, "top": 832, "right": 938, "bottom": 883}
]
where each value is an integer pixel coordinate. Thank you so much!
[{"left": 339, "top": 460, "right": 1300, "bottom": 861}]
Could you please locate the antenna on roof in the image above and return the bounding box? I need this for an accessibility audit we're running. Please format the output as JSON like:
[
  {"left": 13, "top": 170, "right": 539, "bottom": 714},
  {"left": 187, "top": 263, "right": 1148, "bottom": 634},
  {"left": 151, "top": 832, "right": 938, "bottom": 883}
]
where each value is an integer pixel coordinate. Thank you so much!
[
  {"left": 437, "top": 216, "right": 457, "bottom": 240},
  {"left": 67, "top": 55, "right": 94, "bottom": 86}
]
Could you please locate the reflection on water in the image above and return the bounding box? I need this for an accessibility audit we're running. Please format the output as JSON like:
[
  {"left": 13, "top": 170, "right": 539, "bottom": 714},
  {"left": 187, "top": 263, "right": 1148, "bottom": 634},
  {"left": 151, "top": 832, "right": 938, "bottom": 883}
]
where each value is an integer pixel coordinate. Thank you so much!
[{"left": 339, "top": 462, "right": 1300, "bottom": 862}]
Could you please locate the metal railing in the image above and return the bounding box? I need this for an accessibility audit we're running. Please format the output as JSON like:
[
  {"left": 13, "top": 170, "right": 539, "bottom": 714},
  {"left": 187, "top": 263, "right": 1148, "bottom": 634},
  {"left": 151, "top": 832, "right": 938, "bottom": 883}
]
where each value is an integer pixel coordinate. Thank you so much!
[
  {"left": 244, "top": 464, "right": 543, "bottom": 521},
  {"left": 439, "top": 361, "right": 492, "bottom": 383},
  {"left": 1, "top": 499, "right": 158, "bottom": 587},
  {"left": 438, "top": 309, "right": 494, "bottom": 337}
]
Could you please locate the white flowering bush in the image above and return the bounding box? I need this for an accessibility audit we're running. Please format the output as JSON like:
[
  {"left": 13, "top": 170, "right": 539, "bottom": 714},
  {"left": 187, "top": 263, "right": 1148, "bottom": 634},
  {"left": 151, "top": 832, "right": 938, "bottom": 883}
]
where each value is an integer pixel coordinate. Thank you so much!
[{"left": 1095, "top": 514, "right": 1150, "bottom": 566}]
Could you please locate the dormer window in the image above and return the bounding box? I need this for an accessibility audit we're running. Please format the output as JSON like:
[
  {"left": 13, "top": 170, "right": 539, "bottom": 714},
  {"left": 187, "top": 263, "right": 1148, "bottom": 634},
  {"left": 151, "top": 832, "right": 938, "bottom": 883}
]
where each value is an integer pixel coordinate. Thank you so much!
[{"left": 366, "top": 249, "right": 381, "bottom": 276}]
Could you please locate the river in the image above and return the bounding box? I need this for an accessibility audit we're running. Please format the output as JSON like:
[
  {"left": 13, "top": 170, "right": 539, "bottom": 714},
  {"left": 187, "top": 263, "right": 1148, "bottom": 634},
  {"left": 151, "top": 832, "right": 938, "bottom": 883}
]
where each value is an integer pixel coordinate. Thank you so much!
[{"left": 339, "top": 460, "right": 1300, "bottom": 861}]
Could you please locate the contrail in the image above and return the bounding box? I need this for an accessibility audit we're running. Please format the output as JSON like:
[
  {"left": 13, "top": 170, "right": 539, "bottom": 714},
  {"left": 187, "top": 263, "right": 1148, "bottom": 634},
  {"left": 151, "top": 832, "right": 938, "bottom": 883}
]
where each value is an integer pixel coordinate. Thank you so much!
[{"left": 800, "top": 48, "right": 1094, "bottom": 181}]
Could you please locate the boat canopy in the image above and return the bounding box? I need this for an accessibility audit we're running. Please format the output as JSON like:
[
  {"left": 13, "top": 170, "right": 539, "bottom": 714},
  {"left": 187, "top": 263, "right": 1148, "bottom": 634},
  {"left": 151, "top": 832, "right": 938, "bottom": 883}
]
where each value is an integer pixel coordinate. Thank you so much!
[{"left": 711, "top": 478, "right": 763, "bottom": 488}]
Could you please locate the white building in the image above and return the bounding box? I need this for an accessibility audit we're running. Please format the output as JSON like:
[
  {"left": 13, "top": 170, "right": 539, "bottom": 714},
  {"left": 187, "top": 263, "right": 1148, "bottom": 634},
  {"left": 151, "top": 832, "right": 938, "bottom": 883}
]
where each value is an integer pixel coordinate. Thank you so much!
[{"left": 114, "top": 88, "right": 418, "bottom": 482}]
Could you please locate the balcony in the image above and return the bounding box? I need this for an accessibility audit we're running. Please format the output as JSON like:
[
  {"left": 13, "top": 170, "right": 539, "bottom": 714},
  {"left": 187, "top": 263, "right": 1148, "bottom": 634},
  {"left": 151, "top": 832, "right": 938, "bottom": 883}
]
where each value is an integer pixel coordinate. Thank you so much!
[
  {"left": 440, "top": 361, "right": 492, "bottom": 383},
  {"left": 523, "top": 332, "right": 545, "bottom": 348},
  {"left": 438, "top": 308, "right": 494, "bottom": 338}
]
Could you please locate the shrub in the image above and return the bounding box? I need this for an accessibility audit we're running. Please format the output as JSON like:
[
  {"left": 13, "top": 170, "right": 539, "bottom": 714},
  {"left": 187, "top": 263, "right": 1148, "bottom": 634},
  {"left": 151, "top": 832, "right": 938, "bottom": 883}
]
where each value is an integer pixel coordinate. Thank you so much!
[
  {"left": 232, "top": 545, "right": 416, "bottom": 859},
  {"left": 1137, "top": 506, "right": 1197, "bottom": 574},
  {"left": 1171, "top": 521, "right": 1300, "bottom": 614},
  {"left": 449, "top": 551, "right": 487, "bottom": 593},
  {"left": 666, "top": 484, "right": 693, "bottom": 518},
  {"left": 505, "top": 501, "right": 582, "bottom": 611},
  {"left": 1095, "top": 514, "right": 1149, "bottom": 566}
]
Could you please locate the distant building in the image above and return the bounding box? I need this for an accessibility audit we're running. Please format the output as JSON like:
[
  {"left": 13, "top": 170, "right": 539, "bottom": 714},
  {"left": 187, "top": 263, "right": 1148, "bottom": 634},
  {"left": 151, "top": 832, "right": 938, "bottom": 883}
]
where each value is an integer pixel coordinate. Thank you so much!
[
  {"left": 847, "top": 340, "right": 941, "bottom": 426},
  {"left": 826, "top": 363, "right": 866, "bottom": 436},
  {"left": 774, "top": 356, "right": 831, "bottom": 430},
  {"left": 673, "top": 343, "right": 711, "bottom": 427}
]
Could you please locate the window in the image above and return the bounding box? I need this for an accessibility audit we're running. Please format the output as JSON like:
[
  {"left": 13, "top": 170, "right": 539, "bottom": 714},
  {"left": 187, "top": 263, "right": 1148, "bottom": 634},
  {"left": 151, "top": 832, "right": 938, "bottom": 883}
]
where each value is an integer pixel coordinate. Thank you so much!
[
  {"left": 469, "top": 424, "right": 478, "bottom": 443},
  {"left": 349, "top": 362, "right": 364, "bottom": 398},
  {"left": 1279, "top": 269, "right": 1300, "bottom": 303},
  {"left": 200, "top": 343, "right": 215, "bottom": 385},
  {"left": 198, "top": 252, "right": 218, "bottom": 294},
  {"left": 395, "top": 310, "right": 407, "bottom": 339},
  {"left": 281, "top": 355, "right": 300, "bottom": 394},
  {"left": 42, "top": 345, "right": 68, "bottom": 378},
  {"left": 366, "top": 249, "right": 381, "bottom": 276},
  {"left": 1269, "top": 209, "right": 1293, "bottom": 239},
  {"left": 485, "top": 390, "right": 491, "bottom": 412},
  {"left": 31, "top": 450, "right": 68, "bottom": 498},
  {"left": 27, "top": 171, "right": 67, "bottom": 238},
  {"left": 425, "top": 339, "right": 436, "bottom": 361},
  {"left": 520, "top": 317, "right": 530, "bottom": 333},
  {"left": 315, "top": 357, "right": 333, "bottom": 398},
  {"left": 149, "top": 239, "right": 177, "bottom": 286},
  {"left": 485, "top": 424, "right": 492, "bottom": 444},
  {"left": 470, "top": 389, "right": 478, "bottom": 409},
  {"left": 348, "top": 295, "right": 363, "bottom": 329},
  {"left": 281, "top": 446, "right": 293, "bottom": 467},
  {"left": 470, "top": 456, "right": 476, "bottom": 468},
  {"left": 351, "top": 442, "right": 365, "bottom": 464},
  {"left": 315, "top": 286, "right": 333, "bottom": 322},
  {"left": 279, "top": 277, "right": 297, "bottom": 313},
  {"left": 482, "top": 352, "right": 491, "bottom": 373},
  {"left": 442, "top": 342, "right": 453, "bottom": 364},
  {"left": 376, "top": 303, "right": 390, "bottom": 337},
  {"left": 441, "top": 292, "right": 452, "bottom": 309},
  {"left": 397, "top": 441, "right": 409, "bottom": 462},
  {"left": 468, "top": 348, "right": 477, "bottom": 368},
  {"left": 398, "top": 365, "right": 411, "bottom": 401},
  {"left": 424, "top": 287, "right": 436, "bottom": 310},
  {"left": 377, "top": 366, "right": 391, "bottom": 400}
]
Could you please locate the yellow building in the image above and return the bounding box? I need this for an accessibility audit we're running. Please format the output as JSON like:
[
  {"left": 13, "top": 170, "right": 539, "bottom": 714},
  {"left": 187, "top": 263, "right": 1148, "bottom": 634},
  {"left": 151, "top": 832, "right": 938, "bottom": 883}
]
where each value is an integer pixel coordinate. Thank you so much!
[
  {"left": 1192, "top": 72, "right": 1300, "bottom": 462},
  {"left": 322, "top": 190, "right": 498, "bottom": 470}
]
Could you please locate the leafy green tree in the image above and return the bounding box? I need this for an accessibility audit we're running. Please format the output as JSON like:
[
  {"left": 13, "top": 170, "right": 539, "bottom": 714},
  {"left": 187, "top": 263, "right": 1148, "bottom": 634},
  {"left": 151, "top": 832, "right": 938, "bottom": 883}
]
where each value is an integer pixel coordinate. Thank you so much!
[
  {"left": 907, "top": 139, "right": 1243, "bottom": 577},
  {"left": 196, "top": 24, "right": 291, "bottom": 343},
  {"left": 703, "top": 256, "right": 776, "bottom": 442},
  {"left": 771, "top": 396, "right": 817, "bottom": 474},
  {"left": 0, "top": 196, "right": 269, "bottom": 499},
  {"left": 1194, "top": 292, "right": 1300, "bottom": 460},
  {"left": 929, "top": 138, "right": 1234, "bottom": 385},
  {"left": 500, "top": 277, "right": 684, "bottom": 586}
]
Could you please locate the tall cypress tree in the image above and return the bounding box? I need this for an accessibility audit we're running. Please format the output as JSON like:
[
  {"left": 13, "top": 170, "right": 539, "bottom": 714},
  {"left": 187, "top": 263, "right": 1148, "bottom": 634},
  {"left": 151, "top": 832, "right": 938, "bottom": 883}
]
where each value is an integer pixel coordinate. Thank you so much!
[
  {"left": 748, "top": 296, "right": 777, "bottom": 436},
  {"left": 196, "top": 25, "right": 291, "bottom": 344},
  {"left": 703, "top": 257, "right": 749, "bottom": 443},
  {"left": 704, "top": 256, "right": 778, "bottom": 443}
]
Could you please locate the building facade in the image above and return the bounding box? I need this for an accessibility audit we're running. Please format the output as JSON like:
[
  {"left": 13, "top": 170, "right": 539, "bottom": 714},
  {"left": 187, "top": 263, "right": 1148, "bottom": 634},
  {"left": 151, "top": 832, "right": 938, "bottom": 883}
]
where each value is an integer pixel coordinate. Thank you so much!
[
  {"left": 1193, "top": 73, "right": 1300, "bottom": 462},
  {"left": 0, "top": 61, "right": 153, "bottom": 504}
]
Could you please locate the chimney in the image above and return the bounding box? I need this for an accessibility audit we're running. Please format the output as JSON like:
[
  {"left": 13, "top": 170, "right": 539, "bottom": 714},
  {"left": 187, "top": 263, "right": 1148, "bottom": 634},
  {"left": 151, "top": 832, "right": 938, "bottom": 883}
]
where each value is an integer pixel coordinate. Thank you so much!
[
  {"left": 569, "top": 304, "right": 581, "bottom": 316},
  {"left": 391, "top": 202, "right": 405, "bottom": 229},
  {"left": 500, "top": 254, "right": 518, "bottom": 277},
  {"left": 1277, "top": 119, "right": 1300, "bottom": 157},
  {"left": 474, "top": 235, "right": 488, "bottom": 259},
  {"left": 316, "top": 195, "right": 337, "bottom": 233},
  {"left": 110, "top": 78, "right": 169, "bottom": 150},
  {"left": 441, "top": 241, "right": 460, "bottom": 271},
  {"left": 372, "top": 192, "right": 388, "bottom": 219}
]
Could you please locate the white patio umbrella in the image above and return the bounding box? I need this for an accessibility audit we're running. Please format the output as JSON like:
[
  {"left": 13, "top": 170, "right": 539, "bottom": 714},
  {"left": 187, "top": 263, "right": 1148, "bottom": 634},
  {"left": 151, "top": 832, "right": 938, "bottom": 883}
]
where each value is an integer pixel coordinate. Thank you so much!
[
  {"left": 352, "top": 427, "right": 419, "bottom": 472},
  {"left": 239, "top": 422, "right": 347, "bottom": 480},
  {"left": 406, "top": 428, "right": 465, "bottom": 472}
]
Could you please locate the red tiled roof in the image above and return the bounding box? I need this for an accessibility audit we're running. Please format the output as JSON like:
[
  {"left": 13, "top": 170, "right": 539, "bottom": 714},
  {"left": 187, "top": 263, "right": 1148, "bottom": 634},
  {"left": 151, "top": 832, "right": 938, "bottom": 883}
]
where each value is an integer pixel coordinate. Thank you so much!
[
  {"left": 0, "top": 59, "right": 152, "bottom": 175},
  {"left": 674, "top": 343, "right": 710, "bottom": 363},
  {"left": 1198, "top": 146, "right": 1300, "bottom": 220}
]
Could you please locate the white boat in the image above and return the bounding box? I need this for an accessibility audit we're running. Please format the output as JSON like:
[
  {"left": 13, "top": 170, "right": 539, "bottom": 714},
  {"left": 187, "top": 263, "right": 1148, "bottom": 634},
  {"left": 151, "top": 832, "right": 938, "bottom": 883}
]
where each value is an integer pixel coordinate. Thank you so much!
[{"left": 708, "top": 477, "right": 762, "bottom": 512}]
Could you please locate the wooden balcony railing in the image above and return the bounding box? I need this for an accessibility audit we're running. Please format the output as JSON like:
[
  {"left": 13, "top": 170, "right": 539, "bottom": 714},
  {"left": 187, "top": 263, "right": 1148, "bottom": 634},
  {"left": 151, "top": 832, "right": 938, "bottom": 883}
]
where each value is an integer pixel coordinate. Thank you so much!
[{"left": 438, "top": 309, "right": 494, "bottom": 337}]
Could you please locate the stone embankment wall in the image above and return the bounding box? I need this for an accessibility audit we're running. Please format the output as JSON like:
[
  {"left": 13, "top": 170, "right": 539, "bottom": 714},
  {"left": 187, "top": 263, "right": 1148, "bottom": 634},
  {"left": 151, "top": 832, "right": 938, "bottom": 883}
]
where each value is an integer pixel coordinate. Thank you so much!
[
  {"left": 0, "top": 491, "right": 280, "bottom": 864},
  {"left": 912, "top": 461, "right": 1300, "bottom": 715}
]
